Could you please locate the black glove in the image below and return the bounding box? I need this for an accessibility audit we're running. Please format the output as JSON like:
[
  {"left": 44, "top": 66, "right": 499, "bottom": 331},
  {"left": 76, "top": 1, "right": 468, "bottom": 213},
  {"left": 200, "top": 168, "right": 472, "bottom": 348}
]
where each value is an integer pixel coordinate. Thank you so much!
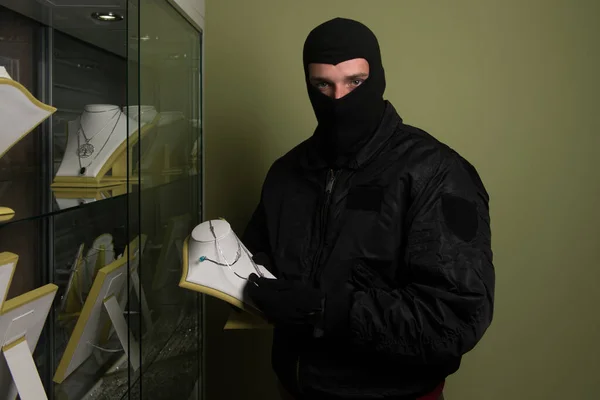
[
  {"left": 251, "top": 252, "right": 278, "bottom": 276},
  {"left": 244, "top": 273, "right": 325, "bottom": 328}
]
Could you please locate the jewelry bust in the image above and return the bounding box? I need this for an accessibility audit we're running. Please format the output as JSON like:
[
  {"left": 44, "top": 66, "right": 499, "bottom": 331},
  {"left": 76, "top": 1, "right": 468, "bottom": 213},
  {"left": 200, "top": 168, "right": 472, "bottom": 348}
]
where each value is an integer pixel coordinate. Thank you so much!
[{"left": 182, "top": 219, "right": 275, "bottom": 311}]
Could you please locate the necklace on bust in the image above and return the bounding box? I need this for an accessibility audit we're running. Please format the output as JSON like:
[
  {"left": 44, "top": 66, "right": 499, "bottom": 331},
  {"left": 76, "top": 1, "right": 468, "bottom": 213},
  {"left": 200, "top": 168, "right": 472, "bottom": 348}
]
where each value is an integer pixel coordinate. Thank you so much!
[
  {"left": 76, "top": 108, "right": 120, "bottom": 159},
  {"left": 198, "top": 220, "right": 264, "bottom": 281},
  {"left": 76, "top": 111, "right": 122, "bottom": 176}
]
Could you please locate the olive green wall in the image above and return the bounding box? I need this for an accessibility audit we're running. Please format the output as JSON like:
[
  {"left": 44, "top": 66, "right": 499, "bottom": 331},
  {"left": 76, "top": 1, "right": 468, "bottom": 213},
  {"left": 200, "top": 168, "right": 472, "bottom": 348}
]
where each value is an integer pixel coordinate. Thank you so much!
[{"left": 204, "top": 1, "right": 600, "bottom": 399}]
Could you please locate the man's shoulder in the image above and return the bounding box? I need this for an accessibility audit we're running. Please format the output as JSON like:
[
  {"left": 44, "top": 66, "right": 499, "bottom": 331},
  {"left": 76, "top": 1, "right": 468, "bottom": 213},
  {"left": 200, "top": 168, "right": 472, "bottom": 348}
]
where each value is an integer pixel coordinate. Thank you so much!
[
  {"left": 393, "top": 121, "right": 457, "bottom": 166},
  {"left": 392, "top": 122, "right": 486, "bottom": 196}
]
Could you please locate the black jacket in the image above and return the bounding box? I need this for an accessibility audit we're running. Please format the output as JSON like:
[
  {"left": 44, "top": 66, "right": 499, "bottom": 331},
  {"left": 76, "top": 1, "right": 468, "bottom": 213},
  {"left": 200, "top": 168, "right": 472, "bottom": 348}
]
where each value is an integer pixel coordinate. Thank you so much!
[{"left": 243, "top": 102, "right": 495, "bottom": 399}]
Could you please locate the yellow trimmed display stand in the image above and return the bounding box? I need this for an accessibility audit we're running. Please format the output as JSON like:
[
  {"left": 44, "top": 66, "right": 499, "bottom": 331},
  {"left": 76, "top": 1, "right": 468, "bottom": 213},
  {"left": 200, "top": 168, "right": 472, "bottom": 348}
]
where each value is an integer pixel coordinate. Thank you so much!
[
  {"left": 179, "top": 235, "right": 272, "bottom": 330},
  {"left": 51, "top": 113, "right": 160, "bottom": 188},
  {"left": 53, "top": 253, "right": 140, "bottom": 384},
  {"left": 0, "top": 70, "right": 57, "bottom": 223},
  {"left": 0, "top": 252, "right": 58, "bottom": 400}
]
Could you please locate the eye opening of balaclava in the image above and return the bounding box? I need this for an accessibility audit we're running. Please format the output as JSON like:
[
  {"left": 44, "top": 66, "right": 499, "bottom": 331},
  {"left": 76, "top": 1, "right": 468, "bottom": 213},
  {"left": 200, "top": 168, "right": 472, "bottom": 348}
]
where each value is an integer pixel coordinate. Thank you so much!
[{"left": 303, "top": 17, "right": 386, "bottom": 164}]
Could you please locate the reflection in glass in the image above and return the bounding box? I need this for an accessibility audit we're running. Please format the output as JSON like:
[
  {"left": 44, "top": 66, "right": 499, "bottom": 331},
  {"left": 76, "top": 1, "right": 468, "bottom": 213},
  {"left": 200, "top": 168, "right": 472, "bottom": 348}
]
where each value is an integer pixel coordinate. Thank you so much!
[{"left": 129, "top": 0, "right": 203, "bottom": 397}]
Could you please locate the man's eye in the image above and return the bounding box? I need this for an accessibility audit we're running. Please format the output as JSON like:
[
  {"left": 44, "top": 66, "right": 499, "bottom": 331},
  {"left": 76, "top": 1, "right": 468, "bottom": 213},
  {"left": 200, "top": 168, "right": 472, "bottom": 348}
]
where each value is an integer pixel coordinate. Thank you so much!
[
  {"left": 315, "top": 82, "right": 328, "bottom": 89},
  {"left": 351, "top": 79, "right": 364, "bottom": 86}
]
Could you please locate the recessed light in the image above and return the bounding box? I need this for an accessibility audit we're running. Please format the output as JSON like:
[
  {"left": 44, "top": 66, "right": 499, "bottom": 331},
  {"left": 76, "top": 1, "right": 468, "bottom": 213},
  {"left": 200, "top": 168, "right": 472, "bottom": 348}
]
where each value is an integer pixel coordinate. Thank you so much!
[{"left": 91, "top": 12, "right": 124, "bottom": 22}]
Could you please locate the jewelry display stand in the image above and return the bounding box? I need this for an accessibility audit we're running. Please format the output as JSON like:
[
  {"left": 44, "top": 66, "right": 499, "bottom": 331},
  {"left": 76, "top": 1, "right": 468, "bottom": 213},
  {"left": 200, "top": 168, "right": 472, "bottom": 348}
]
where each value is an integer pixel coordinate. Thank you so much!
[
  {"left": 0, "top": 208, "right": 15, "bottom": 223},
  {"left": 0, "top": 67, "right": 56, "bottom": 222},
  {"left": 138, "top": 111, "right": 187, "bottom": 186},
  {"left": 118, "top": 235, "right": 152, "bottom": 333},
  {"left": 122, "top": 105, "right": 158, "bottom": 125},
  {"left": 53, "top": 254, "right": 140, "bottom": 384},
  {"left": 141, "top": 112, "right": 185, "bottom": 170},
  {"left": 179, "top": 219, "right": 274, "bottom": 324},
  {"left": 0, "top": 67, "right": 56, "bottom": 160},
  {"left": 51, "top": 104, "right": 159, "bottom": 188},
  {"left": 189, "top": 139, "right": 199, "bottom": 176},
  {"left": 51, "top": 184, "right": 128, "bottom": 211},
  {"left": 0, "top": 252, "right": 58, "bottom": 400},
  {"left": 59, "top": 243, "right": 86, "bottom": 317},
  {"left": 81, "top": 234, "right": 115, "bottom": 297}
]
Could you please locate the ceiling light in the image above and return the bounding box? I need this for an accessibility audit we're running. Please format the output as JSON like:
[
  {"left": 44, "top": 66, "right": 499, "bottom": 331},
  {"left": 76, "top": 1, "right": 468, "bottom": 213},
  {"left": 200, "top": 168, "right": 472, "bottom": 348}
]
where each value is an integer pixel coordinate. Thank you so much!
[{"left": 91, "top": 12, "right": 123, "bottom": 22}]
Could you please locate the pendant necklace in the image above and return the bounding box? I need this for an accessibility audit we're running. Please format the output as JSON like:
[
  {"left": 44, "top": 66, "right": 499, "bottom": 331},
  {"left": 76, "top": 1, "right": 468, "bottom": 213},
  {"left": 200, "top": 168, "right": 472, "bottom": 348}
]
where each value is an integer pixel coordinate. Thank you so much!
[
  {"left": 76, "top": 108, "right": 120, "bottom": 159},
  {"left": 76, "top": 111, "right": 122, "bottom": 176}
]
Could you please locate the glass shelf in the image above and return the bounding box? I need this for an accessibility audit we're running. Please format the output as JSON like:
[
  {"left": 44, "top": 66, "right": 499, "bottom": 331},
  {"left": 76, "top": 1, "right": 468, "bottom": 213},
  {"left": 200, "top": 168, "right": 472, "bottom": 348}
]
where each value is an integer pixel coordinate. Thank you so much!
[
  {"left": 0, "top": 0, "right": 203, "bottom": 398},
  {"left": 0, "top": 173, "right": 200, "bottom": 229}
]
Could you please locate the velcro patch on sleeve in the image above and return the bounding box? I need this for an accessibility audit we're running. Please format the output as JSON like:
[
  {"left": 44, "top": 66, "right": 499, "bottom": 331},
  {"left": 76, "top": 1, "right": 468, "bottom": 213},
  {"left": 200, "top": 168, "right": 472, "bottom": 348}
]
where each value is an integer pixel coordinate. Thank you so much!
[{"left": 441, "top": 194, "right": 478, "bottom": 242}]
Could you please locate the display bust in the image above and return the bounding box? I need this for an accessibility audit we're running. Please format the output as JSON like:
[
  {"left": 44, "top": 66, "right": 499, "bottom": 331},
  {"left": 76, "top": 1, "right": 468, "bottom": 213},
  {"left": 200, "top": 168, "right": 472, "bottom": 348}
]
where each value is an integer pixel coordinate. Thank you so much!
[
  {"left": 0, "top": 66, "right": 56, "bottom": 161},
  {"left": 180, "top": 219, "right": 274, "bottom": 315},
  {"left": 54, "top": 104, "right": 150, "bottom": 179}
]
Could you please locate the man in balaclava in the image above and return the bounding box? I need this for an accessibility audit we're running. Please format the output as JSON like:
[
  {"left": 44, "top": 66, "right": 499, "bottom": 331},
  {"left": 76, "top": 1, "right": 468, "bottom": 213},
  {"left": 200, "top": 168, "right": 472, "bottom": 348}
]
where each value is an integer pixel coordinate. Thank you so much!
[
  {"left": 303, "top": 17, "right": 387, "bottom": 167},
  {"left": 243, "top": 17, "right": 494, "bottom": 400}
]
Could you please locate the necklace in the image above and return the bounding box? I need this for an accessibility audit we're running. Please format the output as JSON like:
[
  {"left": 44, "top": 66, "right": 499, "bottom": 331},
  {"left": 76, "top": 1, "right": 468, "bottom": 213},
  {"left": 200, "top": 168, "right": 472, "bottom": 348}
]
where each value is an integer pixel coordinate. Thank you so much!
[
  {"left": 198, "top": 220, "right": 264, "bottom": 281},
  {"left": 76, "top": 111, "right": 122, "bottom": 176},
  {"left": 198, "top": 220, "right": 242, "bottom": 266},
  {"left": 77, "top": 109, "right": 120, "bottom": 159}
]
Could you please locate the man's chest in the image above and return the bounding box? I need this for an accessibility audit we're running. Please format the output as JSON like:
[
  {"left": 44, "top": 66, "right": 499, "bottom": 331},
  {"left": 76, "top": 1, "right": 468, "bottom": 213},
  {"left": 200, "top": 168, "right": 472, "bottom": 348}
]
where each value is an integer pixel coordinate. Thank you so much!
[{"left": 265, "top": 162, "right": 415, "bottom": 279}]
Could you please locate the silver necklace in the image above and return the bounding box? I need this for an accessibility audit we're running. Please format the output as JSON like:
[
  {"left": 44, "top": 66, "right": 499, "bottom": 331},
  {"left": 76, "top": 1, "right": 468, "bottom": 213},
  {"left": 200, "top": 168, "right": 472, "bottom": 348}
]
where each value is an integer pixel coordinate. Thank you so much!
[
  {"left": 198, "top": 220, "right": 264, "bottom": 281},
  {"left": 199, "top": 221, "right": 242, "bottom": 266},
  {"left": 77, "top": 109, "right": 120, "bottom": 158},
  {"left": 76, "top": 111, "right": 122, "bottom": 176}
]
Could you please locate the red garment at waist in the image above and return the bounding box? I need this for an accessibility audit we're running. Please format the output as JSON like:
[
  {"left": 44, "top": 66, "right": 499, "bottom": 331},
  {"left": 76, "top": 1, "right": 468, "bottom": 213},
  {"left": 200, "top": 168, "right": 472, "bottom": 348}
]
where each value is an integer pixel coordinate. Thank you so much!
[{"left": 417, "top": 381, "right": 445, "bottom": 400}]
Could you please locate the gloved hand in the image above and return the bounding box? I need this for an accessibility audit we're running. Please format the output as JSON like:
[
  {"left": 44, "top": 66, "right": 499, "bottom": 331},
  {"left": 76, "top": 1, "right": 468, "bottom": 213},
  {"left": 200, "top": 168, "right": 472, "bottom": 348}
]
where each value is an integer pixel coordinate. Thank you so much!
[
  {"left": 244, "top": 273, "right": 325, "bottom": 327},
  {"left": 251, "top": 252, "right": 273, "bottom": 271}
]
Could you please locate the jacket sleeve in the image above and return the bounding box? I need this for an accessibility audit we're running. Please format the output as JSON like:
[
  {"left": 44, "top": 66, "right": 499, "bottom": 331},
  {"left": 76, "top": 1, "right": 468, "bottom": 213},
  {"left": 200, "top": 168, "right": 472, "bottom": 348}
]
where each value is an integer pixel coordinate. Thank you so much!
[
  {"left": 242, "top": 183, "right": 279, "bottom": 276},
  {"left": 324, "top": 152, "right": 495, "bottom": 363},
  {"left": 242, "top": 198, "right": 270, "bottom": 255}
]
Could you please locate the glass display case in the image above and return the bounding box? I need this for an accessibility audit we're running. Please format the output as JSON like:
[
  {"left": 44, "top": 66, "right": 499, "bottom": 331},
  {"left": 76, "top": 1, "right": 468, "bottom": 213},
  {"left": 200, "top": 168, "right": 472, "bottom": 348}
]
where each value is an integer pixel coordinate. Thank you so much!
[{"left": 0, "top": 0, "right": 203, "bottom": 398}]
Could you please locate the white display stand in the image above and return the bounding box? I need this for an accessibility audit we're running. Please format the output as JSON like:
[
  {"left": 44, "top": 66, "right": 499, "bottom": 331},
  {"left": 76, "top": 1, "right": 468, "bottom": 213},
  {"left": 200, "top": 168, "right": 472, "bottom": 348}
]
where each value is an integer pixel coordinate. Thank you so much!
[
  {"left": 122, "top": 105, "right": 158, "bottom": 125},
  {"left": 51, "top": 104, "right": 159, "bottom": 187},
  {"left": 54, "top": 104, "right": 145, "bottom": 180},
  {"left": 0, "top": 252, "right": 58, "bottom": 400},
  {"left": 179, "top": 219, "right": 274, "bottom": 317},
  {"left": 0, "top": 67, "right": 56, "bottom": 161},
  {"left": 54, "top": 254, "right": 140, "bottom": 384},
  {"left": 139, "top": 111, "right": 186, "bottom": 171},
  {"left": 0, "top": 67, "right": 56, "bottom": 222}
]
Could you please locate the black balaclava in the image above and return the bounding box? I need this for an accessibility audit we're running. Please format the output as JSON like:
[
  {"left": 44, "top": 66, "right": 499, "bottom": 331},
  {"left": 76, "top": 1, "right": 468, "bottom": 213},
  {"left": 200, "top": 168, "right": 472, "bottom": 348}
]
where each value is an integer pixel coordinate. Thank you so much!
[{"left": 303, "top": 17, "right": 386, "bottom": 165}]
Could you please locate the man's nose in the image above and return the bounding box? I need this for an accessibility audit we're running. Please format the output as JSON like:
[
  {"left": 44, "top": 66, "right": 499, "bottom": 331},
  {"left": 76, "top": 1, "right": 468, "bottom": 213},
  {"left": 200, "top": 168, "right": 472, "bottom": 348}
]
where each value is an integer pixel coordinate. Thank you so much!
[{"left": 334, "top": 85, "right": 349, "bottom": 100}]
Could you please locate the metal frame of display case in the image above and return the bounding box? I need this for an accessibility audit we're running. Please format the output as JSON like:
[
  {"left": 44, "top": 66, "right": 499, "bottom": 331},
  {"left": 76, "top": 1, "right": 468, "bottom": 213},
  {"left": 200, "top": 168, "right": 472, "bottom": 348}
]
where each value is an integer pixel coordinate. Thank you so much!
[{"left": 0, "top": 1, "right": 205, "bottom": 398}]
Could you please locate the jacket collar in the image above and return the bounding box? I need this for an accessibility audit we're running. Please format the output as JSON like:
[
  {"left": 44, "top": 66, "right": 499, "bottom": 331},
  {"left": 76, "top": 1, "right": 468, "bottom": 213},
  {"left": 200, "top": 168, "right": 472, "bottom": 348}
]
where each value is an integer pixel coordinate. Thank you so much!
[{"left": 300, "top": 101, "right": 402, "bottom": 171}]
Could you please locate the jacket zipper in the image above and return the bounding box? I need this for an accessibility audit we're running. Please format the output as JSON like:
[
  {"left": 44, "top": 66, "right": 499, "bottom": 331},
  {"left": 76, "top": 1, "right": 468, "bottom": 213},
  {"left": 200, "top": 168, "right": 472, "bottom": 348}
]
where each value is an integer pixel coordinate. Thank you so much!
[
  {"left": 296, "top": 169, "right": 337, "bottom": 393},
  {"left": 309, "top": 168, "right": 337, "bottom": 285},
  {"left": 296, "top": 356, "right": 301, "bottom": 393}
]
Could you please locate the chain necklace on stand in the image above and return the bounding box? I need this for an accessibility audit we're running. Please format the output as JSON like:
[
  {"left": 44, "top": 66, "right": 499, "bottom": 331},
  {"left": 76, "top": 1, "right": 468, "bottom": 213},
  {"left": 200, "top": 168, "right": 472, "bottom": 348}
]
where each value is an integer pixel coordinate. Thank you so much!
[
  {"left": 198, "top": 220, "right": 242, "bottom": 266},
  {"left": 76, "top": 108, "right": 120, "bottom": 159},
  {"left": 76, "top": 111, "right": 122, "bottom": 176},
  {"left": 198, "top": 220, "right": 265, "bottom": 281}
]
